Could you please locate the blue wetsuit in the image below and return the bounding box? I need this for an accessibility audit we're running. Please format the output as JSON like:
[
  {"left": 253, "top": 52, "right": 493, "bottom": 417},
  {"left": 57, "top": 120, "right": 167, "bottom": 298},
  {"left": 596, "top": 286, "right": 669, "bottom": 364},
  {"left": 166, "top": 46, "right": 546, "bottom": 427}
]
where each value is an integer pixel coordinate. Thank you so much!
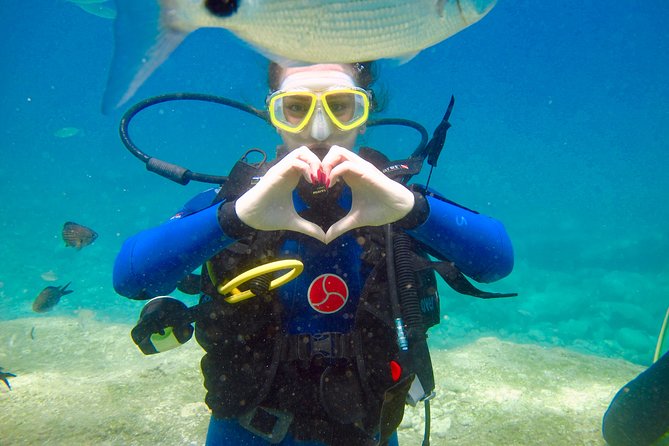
[{"left": 114, "top": 160, "right": 514, "bottom": 445}]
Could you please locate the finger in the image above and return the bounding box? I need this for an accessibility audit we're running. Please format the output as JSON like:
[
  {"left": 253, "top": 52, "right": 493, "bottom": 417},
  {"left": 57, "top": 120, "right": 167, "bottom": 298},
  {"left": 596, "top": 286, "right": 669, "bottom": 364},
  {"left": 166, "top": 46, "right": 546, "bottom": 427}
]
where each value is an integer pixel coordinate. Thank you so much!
[
  {"left": 328, "top": 159, "right": 367, "bottom": 187},
  {"left": 324, "top": 145, "right": 367, "bottom": 165},
  {"left": 269, "top": 155, "right": 317, "bottom": 186},
  {"left": 324, "top": 212, "right": 361, "bottom": 244},
  {"left": 324, "top": 226, "right": 340, "bottom": 245},
  {"left": 293, "top": 146, "right": 323, "bottom": 165},
  {"left": 289, "top": 217, "right": 327, "bottom": 242},
  {"left": 274, "top": 146, "right": 315, "bottom": 171},
  {"left": 321, "top": 145, "right": 354, "bottom": 177},
  {"left": 291, "top": 146, "right": 323, "bottom": 183},
  {"left": 326, "top": 150, "right": 380, "bottom": 184}
]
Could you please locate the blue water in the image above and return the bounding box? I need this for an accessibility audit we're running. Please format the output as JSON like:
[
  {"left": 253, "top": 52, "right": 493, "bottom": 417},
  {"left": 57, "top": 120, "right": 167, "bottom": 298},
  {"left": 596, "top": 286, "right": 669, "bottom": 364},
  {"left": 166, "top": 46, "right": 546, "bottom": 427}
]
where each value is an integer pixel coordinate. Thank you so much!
[{"left": 1, "top": 1, "right": 667, "bottom": 366}]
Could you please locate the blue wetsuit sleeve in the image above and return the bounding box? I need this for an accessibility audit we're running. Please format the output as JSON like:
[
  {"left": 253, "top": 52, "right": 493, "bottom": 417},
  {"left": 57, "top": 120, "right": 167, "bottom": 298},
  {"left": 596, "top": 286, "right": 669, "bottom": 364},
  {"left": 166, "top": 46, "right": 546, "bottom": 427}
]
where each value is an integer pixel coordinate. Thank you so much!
[
  {"left": 408, "top": 192, "right": 514, "bottom": 283},
  {"left": 113, "top": 202, "right": 235, "bottom": 299}
]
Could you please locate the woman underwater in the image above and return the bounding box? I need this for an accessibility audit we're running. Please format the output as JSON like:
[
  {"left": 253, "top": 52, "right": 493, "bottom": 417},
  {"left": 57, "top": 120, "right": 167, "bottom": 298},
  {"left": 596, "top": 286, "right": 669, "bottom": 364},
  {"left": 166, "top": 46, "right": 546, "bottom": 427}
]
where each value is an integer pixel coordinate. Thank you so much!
[{"left": 113, "top": 62, "right": 514, "bottom": 445}]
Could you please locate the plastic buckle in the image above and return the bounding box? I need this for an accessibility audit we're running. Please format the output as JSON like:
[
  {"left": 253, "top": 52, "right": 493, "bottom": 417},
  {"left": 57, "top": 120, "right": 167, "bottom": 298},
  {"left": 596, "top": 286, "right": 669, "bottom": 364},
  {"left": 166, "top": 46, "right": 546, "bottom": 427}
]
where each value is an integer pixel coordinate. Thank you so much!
[
  {"left": 238, "top": 406, "right": 293, "bottom": 444},
  {"left": 407, "top": 376, "right": 434, "bottom": 407},
  {"left": 310, "top": 333, "right": 335, "bottom": 358}
]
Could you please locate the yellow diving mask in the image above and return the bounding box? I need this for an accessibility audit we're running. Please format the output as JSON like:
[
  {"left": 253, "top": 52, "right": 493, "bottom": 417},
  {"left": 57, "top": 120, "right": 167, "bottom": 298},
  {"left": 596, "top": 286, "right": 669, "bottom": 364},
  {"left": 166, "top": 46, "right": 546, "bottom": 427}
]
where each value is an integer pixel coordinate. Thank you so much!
[{"left": 267, "top": 87, "right": 371, "bottom": 133}]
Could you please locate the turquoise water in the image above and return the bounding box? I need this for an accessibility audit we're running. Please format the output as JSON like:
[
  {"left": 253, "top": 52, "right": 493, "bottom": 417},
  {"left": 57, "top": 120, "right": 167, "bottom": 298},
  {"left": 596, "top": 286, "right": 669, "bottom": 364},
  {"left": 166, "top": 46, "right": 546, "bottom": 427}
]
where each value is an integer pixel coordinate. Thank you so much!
[{"left": 0, "top": 1, "right": 667, "bottom": 368}]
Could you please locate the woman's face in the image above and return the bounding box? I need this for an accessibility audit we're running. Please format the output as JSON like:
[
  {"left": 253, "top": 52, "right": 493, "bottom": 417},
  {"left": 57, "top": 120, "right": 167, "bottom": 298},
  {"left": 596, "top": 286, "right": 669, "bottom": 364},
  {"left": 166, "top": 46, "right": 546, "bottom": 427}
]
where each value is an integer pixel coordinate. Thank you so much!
[{"left": 273, "top": 64, "right": 365, "bottom": 156}]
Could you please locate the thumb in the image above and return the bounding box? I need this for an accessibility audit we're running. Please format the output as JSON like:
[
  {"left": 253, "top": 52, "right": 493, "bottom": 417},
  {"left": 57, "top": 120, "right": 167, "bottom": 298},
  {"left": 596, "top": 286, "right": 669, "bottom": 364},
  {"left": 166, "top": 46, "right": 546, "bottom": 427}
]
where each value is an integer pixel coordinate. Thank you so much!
[
  {"left": 324, "top": 213, "right": 359, "bottom": 244},
  {"left": 288, "top": 217, "right": 327, "bottom": 243}
]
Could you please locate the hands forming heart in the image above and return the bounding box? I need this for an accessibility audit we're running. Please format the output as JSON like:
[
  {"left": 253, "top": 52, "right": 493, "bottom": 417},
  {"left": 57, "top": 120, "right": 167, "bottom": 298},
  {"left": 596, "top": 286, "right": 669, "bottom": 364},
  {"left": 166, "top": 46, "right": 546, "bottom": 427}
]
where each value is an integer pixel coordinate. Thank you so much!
[{"left": 235, "top": 145, "right": 415, "bottom": 244}]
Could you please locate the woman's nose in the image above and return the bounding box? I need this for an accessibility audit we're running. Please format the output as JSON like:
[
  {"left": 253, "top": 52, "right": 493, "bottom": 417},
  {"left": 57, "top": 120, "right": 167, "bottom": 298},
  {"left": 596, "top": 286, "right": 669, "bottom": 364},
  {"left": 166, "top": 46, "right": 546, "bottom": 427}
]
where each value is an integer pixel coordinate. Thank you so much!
[{"left": 310, "top": 106, "right": 332, "bottom": 141}]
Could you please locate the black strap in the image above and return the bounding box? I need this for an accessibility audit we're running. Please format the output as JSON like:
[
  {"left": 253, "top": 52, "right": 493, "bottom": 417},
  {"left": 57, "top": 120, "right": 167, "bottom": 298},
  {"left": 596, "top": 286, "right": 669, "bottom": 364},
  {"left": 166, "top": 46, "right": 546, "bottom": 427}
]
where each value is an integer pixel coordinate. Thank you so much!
[
  {"left": 422, "top": 399, "right": 431, "bottom": 446},
  {"left": 377, "top": 375, "right": 415, "bottom": 446},
  {"left": 414, "top": 255, "right": 518, "bottom": 299}
]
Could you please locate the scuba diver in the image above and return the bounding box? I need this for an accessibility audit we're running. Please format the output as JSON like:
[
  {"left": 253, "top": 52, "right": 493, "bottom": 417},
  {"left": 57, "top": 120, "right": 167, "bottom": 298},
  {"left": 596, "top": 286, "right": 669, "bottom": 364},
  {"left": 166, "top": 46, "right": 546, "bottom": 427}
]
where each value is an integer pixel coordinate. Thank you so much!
[
  {"left": 602, "top": 308, "right": 669, "bottom": 446},
  {"left": 113, "top": 62, "right": 515, "bottom": 445}
]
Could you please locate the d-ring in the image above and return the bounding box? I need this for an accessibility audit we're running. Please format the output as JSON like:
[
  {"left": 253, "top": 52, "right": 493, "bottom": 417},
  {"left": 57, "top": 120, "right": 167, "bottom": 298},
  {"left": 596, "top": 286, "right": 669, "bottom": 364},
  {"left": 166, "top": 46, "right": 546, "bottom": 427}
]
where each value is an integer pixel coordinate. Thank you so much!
[{"left": 218, "top": 259, "right": 304, "bottom": 304}]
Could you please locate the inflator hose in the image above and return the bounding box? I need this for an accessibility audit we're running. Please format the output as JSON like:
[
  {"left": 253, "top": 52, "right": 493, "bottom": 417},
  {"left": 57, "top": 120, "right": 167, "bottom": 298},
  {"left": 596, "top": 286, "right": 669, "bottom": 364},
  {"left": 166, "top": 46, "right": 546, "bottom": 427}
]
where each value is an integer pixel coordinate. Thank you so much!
[{"left": 393, "top": 231, "right": 425, "bottom": 335}]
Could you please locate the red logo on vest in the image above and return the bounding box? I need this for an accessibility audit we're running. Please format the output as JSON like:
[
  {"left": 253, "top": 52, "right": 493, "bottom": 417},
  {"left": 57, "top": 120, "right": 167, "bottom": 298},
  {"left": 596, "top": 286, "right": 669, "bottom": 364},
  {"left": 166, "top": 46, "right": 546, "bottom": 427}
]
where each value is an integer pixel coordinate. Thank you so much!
[{"left": 307, "top": 274, "right": 349, "bottom": 314}]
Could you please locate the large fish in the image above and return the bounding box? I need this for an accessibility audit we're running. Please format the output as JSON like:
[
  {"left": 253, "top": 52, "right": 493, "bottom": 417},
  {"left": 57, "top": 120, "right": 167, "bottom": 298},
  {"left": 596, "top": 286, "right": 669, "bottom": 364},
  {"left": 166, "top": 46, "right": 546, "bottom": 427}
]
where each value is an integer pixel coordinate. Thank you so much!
[{"left": 103, "top": 0, "right": 497, "bottom": 112}]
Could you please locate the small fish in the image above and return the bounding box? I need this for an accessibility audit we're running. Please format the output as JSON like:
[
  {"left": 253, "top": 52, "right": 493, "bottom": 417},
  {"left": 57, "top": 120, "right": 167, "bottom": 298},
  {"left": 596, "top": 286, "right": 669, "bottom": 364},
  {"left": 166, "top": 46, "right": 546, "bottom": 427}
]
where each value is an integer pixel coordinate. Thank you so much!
[
  {"left": 41, "top": 270, "right": 59, "bottom": 281},
  {"left": 0, "top": 367, "right": 16, "bottom": 391},
  {"left": 54, "top": 127, "right": 81, "bottom": 138},
  {"left": 103, "top": 0, "right": 497, "bottom": 112},
  {"left": 32, "top": 282, "right": 73, "bottom": 313},
  {"left": 62, "top": 221, "right": 98, "bottom": 250}
]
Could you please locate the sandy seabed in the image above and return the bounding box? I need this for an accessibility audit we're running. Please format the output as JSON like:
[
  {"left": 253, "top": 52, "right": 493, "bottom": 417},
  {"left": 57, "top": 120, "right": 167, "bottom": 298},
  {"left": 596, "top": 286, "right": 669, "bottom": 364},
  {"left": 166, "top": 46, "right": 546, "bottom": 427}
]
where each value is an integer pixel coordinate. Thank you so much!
[{"left": 0, "top": 317, "right": 643, "bottom": 446}]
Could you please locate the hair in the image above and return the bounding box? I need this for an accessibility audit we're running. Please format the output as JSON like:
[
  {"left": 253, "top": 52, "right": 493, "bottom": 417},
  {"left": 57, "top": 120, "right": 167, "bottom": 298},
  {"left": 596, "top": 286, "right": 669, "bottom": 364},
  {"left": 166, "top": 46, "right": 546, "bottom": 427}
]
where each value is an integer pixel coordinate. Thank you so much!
[{"left": 267, "top": 60, "right": 383, "bottom": 111}]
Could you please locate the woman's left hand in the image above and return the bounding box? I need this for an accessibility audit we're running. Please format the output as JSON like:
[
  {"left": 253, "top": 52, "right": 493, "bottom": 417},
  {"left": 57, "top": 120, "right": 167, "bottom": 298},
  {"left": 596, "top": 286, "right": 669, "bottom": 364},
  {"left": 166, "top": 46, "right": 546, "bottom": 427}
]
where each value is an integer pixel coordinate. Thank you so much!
[
  {"left": 321, "top": 145, "right": 414, "bottom": 243},
  {"left": 235, "top": 146, "right": 326, "bottom": 241}
]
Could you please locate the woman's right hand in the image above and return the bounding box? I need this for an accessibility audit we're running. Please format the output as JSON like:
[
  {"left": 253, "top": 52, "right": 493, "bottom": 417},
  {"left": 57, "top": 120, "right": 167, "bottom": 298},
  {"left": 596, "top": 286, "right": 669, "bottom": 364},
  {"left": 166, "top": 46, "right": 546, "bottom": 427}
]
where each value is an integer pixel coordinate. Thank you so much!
[{"left": 235, "top": 146, "right": 326, "bottom": 241}]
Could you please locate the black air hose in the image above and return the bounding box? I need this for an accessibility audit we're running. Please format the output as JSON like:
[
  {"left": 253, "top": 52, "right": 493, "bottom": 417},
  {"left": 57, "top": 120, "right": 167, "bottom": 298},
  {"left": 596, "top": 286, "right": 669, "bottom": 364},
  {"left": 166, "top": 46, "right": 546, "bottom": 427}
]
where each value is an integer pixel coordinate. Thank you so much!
[
  {"left": 392, "top": 228, "right": 436, "bottom": 402},
  {"left": 248, "top": 274, "right": 273, "bottom": 299},
  {"left": 393, "top": 231, "right": 425, "bottom": 338}
]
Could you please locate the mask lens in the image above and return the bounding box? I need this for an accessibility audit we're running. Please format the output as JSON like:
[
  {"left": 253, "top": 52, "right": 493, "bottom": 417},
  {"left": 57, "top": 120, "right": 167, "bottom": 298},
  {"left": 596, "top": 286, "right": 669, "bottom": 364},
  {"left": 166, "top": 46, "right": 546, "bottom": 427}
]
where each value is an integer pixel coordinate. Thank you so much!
[
  {"left": 282, "top": 94, "right": 313, "bottom": 123},
  {"left": 323, "top": 89, "right": 369, "bottom": 130},
  {"left": 325, "top": 92, "right": 356, "bottom": 122},
  {"left": 269, "top": 92, "right": 316, "bottom": 133}
]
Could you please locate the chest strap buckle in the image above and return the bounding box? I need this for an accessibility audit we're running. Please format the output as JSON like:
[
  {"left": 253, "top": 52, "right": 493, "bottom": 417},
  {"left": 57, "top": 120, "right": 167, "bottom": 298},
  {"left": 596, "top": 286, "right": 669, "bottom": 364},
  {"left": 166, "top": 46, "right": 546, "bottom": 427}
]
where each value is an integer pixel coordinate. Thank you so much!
[{"left": 282, "top": 332, "right": 356, "bottom": 362}]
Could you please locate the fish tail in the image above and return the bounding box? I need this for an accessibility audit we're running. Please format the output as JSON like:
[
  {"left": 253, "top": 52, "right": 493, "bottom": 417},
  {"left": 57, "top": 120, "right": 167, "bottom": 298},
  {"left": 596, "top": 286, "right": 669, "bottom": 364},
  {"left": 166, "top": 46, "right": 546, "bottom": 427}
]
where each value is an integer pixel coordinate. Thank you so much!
[
  {"left": 61, "top": 282, "right": 74, "bottom": 295},
  {"left": 102, "top": 0, "right": 188, "bottom": 113}
]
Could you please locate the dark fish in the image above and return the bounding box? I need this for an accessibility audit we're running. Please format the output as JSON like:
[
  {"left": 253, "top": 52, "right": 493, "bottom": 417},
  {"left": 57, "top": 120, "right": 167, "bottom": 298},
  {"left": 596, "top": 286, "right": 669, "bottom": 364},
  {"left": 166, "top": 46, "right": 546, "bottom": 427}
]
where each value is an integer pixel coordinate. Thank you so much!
[
  {"left": 0, "top": 367, "right": 16, "bottom": 391},
  {"left": 62, "top": 221, "right": 98, "bottom": 250},
  {"left": 32, "top": 282, "right": 73, "bottom": 313}
]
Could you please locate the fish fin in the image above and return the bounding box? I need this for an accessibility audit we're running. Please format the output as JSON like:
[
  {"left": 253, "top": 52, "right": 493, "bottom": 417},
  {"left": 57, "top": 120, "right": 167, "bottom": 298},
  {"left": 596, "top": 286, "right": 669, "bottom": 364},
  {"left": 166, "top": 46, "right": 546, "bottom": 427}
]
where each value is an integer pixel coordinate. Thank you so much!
[
  {"left": 380, "top": 51, "right": 422, "bottom": 67},
  {"left": 75, "top": 3, "right": 117, "bottom": 19},
  {"left": 394, "top": 51, "right": 421, "bottom": 65},
  {"left": 253, "top": 49, "right": 309, "bottom": 69},
  {"left": 102, "top": 0, "right": 188, "bottom": 113},
  {"left": 60, "top": 282, "right": 74, "bottom": 295}
]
